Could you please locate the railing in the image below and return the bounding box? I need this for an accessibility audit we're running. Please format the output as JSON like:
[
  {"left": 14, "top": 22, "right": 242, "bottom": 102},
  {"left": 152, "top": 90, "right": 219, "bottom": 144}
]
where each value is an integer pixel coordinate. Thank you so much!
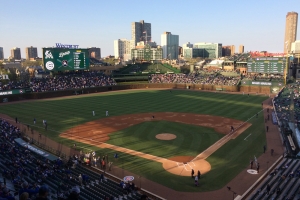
[{"left": 0, "top": 117, "right": 80, "bottom": 160}]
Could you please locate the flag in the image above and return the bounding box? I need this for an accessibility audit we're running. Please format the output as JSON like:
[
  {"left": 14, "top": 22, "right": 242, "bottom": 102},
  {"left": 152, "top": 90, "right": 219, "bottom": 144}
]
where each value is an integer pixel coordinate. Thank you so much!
[{"left": 143, "top": 31, "right": 146, "bottom": 33}]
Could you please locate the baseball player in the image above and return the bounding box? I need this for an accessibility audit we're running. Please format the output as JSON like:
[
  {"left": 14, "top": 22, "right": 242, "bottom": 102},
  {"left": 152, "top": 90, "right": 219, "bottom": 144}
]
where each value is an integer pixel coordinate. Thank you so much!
[
  {"left": 92, "top": 111, "right": 95, "bottom": 116},
  {"left": 106, "top": 111, "right": 109, "bottom": 117}
]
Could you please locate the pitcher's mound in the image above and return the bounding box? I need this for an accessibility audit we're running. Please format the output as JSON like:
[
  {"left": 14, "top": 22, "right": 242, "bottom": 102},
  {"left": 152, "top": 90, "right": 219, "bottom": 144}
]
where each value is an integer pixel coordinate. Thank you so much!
[{"left": 156, "top": 133, "right": 177, "bottom": 140}]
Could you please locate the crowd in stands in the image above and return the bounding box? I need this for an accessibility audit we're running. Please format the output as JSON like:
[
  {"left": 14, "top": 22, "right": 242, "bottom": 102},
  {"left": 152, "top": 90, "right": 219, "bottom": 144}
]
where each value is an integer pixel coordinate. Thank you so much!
[
  {"left": 0, "top": 81, "right": 30, "bottom": 91},
  {"left": 274, "top": 81, "right": 300, "bottom": 125},
  {"left": 0, "top": 71, "right": 116, "bottom": 92},
  {"left": 236, "top": 53, "right": 250, "bottom": 62},
  {"left": 227, "top": 53, "right": 250, "bottom": 62},
  {"left": 149, "top": 70, "right": 241, "bottom": 86},
  {"left": 244, "top": 73, "right": 284, "bottom": 81},
  {"left": 0, "top": 118, "right": 145, "bottom": 200}
]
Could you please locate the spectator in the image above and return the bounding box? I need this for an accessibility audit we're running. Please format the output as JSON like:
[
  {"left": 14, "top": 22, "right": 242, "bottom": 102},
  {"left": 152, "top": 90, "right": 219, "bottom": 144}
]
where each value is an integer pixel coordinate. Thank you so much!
[
  {"left": 20, "top": 192, "right": 29, "bottom": 200},
  {"left": 67, "top": 186, "right": 80, "bottom": 200},
  {"left": 34, "top": 185, "right": 49, "bottom": 200}
]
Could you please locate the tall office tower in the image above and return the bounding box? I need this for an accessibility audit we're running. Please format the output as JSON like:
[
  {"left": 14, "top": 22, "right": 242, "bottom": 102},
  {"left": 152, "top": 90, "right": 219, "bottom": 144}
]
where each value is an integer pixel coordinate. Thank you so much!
[
  {"left": 0, "top": 47, "right": 4, "bottom": 60},
  {"left": 222, "top": 45, "right": 235, "bottom": 56},
  {"left": 284, "top": 12, "right": 298, "bottom": 53},
  {"left": 11, "top": 47, "right": 21, "bottom": 60},
  {"left": 161, "top": 32, "right": 179, "bottom": 59},
  {"left": 25, "top": 46, "right": 38, "bottom": 60},
  {"left": 239, "top": 45, "right": 244, "bottom": 53},
  {"left": 88, "top": 47, "right": 101, "bottom": 60},
  {"left": 131, "top": 20, "right": 151, "bottom": 46},
  {"left": 114, "top": 39, "right": 134, "bottom": 61}
]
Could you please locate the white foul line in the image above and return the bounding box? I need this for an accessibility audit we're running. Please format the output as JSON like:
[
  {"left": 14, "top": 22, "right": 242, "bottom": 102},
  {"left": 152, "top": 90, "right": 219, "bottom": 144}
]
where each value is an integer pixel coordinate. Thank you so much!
[{"left": 244, "top": 133, "right": 252, "bottom": 141}]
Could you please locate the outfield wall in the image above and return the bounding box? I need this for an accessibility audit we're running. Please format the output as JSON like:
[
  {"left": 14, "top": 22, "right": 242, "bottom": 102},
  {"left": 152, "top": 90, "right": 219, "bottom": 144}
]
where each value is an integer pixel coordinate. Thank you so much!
[{"left": 0, "top": 83, "right": 273, "bottom": 103}]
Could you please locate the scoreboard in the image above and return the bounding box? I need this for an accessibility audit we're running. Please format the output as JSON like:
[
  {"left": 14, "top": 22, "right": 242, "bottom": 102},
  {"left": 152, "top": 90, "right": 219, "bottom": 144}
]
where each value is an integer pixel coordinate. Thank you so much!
[
  {"left": 247, "top": 57, "right": 286, "bottom": 73},
  {"left": 43, "top": 48, "right": 90, "bottom": 71}
]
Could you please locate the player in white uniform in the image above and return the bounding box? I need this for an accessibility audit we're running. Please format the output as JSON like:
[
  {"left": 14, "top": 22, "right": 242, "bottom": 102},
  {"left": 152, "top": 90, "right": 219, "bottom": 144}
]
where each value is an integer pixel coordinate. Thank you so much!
[
  {"left": 106, "top": 111, "right": 109, "bottom": 117},
  {"left": 92, "top": 111, "right": 95, "bottom": 116}
]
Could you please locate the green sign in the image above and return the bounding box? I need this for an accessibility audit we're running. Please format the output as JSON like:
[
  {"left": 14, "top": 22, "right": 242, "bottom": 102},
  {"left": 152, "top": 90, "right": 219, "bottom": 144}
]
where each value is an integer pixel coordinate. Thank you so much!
[
  {"left": 0, "top": 89, "right": 29, "bottom": 96},
  {"left": 241, "top": 80, "right": 283, "bottom": 87},
  {"left": 247, "top": 57, "right": 286, "bottom": 73},
  {"left": 43, "top": 48, "right": 90, "bottom": 71}
]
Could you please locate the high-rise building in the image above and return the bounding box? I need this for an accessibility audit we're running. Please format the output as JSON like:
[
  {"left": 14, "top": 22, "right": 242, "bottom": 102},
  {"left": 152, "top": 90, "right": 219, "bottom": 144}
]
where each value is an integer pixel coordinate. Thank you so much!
[
  {"left": 222, "top": 45, "right": 235, "bottom": 56},
  {"left": 114, "top": 39, "right": 134, "bottom": 61},
  {"left": 10, "top": 47, "right": 21, "bottom": 60},
  {"left": 161, "top": 32, "right": 179, "bottom": 59},
  {"left": 183, "top": 43, "right": 222, "bottom": 59},
  {"left": 88, "top": 47, "right": 101, "bottom": 60},
  {"left": 0, "top": 47, "right": 4, "bottom": 60},
  {"left": 284, "top": 12, "right": 298, "bottom": 53},
  {"left": 25, "top": 46, "right": 38, "bottom": 60},
  {"left": 182, "top": 42, "right": 193, "bottom": 49},
  {"left": 239, "top": 45, "right": 244, "bottom": 53},
  {"left": 291, "top": 40, "right": 300, "bottom": 53},
  {"left": 131, "top": 20, "right": 151, "bottom": 46}
]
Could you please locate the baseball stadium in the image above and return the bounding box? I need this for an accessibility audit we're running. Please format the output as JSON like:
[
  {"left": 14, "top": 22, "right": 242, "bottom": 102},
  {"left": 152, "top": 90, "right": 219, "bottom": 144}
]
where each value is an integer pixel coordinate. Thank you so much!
[{"left": 0, "top": 49, "right": 299, "bottom": 200}]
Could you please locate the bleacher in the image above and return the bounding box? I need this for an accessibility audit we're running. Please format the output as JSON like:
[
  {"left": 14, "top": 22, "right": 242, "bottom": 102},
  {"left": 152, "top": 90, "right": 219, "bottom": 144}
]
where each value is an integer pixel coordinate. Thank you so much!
[
  {"left": 220, "top": 71, "right": 240, "bottom": 77},
  {"left": 0, "top": 118, "right": 146, "bottom": 200},
  {"left": 248, "top": 158, "right": 300, "bottom": 200},
  {"left": 118, "top": 63, "right": 179, "bottom": 74}
]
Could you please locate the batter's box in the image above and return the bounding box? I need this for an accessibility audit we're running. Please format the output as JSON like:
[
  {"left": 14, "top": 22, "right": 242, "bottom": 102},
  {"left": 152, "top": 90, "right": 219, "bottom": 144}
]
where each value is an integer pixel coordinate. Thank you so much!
[{"left": 176, "top": 162, "right": 184, "bottom": 167}]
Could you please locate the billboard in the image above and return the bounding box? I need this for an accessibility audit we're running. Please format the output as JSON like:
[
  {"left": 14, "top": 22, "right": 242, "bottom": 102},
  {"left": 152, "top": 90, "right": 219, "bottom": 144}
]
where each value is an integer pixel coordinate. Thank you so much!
[
  {"left": 247, "top": 57, "right": 286, "bottom": 73},
  {"left": 43, "top": 48, "right": 90, "bottom": 71}
]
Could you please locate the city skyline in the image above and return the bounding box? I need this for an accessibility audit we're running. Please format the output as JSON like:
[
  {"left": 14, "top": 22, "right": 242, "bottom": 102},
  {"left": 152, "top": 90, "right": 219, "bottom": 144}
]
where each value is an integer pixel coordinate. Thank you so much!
[{"left": 1, "top": 0, "right": 300, "bottom": 59}]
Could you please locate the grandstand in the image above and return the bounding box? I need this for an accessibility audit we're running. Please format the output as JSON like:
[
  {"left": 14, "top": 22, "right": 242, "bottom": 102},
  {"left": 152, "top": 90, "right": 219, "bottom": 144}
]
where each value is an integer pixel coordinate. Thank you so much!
[
  {"left": 238, "top": 81, "right": 300, "bottom": 199},
  {"left": 117, "top": 63, "right": 179, "bottom": 75},
  {"left": 149, "top": 70, "right": 241, "bottom": 86},
  {"left": 0, "top": 118, "right": 148, "bottom": 200},
  {"left": 247, "top": 158, "right": 300, "bottom": 200}
]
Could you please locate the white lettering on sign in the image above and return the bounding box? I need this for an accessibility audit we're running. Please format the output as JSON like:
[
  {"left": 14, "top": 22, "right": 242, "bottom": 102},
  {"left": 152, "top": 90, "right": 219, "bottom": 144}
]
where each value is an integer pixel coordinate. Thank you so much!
[
  {"left": 59, "top": 51, "right": 70, "bottom": 58},
  {"left": 251, "top": 82, "right": 272, "bottom": 86},
  {"left": 56, "top": 43, "right": 79, "bottom": 49},
  {"left": 0, "top": 91, "right": 12, "bottom": 95}
]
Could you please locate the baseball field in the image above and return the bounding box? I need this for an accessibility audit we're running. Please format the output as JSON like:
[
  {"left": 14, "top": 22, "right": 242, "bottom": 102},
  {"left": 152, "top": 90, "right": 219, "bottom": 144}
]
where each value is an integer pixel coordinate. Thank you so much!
[{"left": 0, "top": 89, "right": 268, "bottom": 192}]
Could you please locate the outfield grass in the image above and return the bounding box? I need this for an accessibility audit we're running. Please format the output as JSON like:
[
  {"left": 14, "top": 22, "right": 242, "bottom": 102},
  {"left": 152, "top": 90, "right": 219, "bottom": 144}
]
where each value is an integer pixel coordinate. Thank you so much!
[
  {"left": 107, "top": 121, "right": 224, "bottom": 158},
  {"left": 0, "top": 90, "right": 268, "bottom": 192}
]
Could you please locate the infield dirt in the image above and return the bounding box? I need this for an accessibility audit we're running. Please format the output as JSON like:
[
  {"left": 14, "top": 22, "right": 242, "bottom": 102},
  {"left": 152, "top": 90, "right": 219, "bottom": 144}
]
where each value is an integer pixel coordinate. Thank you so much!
[{"left": 60, "top": 112, "right": 251, "bottom": 176}]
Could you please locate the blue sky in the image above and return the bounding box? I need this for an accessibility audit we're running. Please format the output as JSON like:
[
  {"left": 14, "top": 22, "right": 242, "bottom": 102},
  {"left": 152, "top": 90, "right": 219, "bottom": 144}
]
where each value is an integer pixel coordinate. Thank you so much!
[{"left": 1, "top": 0, "right": 300, "bottom": 58}]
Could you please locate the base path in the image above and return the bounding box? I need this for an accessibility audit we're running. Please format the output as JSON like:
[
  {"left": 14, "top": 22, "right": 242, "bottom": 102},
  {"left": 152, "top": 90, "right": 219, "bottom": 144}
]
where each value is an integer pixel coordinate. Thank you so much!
[{"left": 60, "top": 112, "right": 251, "bottom": 176}]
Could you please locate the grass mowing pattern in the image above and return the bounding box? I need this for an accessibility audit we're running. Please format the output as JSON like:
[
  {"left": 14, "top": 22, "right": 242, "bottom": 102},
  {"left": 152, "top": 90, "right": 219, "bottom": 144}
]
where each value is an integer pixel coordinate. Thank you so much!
[
  {"left": 0, "top": 90, "right": 268, "bottom": 192},
  {"left": 107, "top": 121, "right": 224, "bottom": 158}
]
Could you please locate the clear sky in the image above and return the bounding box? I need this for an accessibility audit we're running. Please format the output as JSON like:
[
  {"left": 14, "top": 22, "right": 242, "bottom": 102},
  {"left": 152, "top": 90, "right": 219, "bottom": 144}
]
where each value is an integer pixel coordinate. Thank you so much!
[{"left": 1, "top": 0, "right": 299, "bottom": 58}]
